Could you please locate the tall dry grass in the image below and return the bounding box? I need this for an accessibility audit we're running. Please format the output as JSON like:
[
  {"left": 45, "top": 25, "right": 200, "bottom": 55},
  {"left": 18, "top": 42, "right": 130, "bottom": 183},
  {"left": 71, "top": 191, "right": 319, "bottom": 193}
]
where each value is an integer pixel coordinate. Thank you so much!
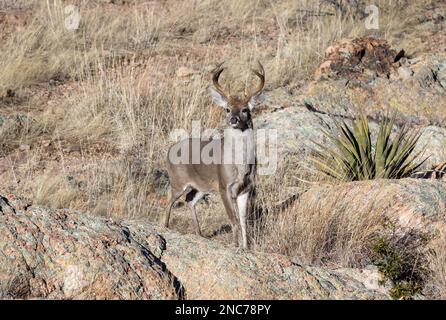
[
  {"left": 425, "top": 235, "right": 446, "bottom": 299},
  {"left": 253, "top": 183, "right": 386, "bottom": 267}
]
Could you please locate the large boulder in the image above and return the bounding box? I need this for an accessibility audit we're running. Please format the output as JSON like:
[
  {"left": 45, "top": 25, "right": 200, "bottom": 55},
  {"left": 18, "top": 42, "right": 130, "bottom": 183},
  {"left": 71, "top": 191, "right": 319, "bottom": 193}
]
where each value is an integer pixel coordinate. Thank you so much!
[
  {"left": 415, "top": 126, "right": 446, "bottom": 168},
  {"left": 254, "top": 105, "right": 335, "bottom": 159},
  {"left": 314, "top": 37, "right": 403, "bottom": 82},
  {"left": 0, "top": 194, "right": 391, "bottom": 299},
  {"left": 0, "top": 194, "right": 182, "bottom": 300}
]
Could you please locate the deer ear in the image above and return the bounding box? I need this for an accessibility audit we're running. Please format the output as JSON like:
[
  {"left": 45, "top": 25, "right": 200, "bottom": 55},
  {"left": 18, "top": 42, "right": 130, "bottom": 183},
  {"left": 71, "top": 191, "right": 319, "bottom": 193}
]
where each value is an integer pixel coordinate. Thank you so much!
[
  {"left": 248, "top": 91, "right": 265, "bottom": 110},
  {"left": 208, "top": 87, "right": 228, "bottom": 108}
]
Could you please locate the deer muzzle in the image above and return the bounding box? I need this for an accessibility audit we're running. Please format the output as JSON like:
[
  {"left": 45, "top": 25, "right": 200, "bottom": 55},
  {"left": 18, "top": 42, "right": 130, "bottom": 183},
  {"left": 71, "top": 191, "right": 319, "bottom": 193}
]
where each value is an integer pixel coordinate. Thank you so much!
[{"left": 229, "top": 116, "right": 239, "bottom": 125}]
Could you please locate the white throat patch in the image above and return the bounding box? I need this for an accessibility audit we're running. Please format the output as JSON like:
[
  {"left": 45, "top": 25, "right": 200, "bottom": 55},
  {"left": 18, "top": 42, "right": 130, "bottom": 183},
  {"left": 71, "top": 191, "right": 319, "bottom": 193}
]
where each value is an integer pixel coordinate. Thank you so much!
[{"left": 223, "top": 128, "right": 256, "bottom": 165}]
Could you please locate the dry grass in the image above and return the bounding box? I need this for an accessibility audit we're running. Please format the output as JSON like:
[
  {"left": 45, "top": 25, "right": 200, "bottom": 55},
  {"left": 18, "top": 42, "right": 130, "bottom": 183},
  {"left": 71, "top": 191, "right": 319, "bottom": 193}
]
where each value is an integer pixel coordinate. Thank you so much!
[
  {"left": 425, "top": 235, "right": 446, "bottom": 299},
  {"left": 253, "top": 183, "right": 386, "bottom": 267},
  {"left": 0, "top": 0, "right": 366, "bottom": 213},
  {"left": 0, "top": 0, "right": 444, "bottom": 298}
]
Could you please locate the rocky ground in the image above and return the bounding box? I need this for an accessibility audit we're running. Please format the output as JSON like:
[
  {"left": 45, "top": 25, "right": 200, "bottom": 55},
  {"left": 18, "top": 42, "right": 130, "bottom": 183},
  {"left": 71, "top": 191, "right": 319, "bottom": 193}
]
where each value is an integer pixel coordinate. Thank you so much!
[
  {"left": 0, "top": 193, "right": 391, "bottom": 299},
  {"left": 1, "top": 0, "right": 446, "bottom": 299}
]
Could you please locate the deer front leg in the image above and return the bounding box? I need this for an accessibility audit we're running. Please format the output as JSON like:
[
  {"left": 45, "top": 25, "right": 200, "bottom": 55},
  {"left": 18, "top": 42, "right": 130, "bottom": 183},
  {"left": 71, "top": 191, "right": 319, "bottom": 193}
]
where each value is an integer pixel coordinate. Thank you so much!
[
  {"left": 229, "top": 190, "right": 242, "bottom": 247},
  {"left": 230, "top": 179, "right": 254, "bottom": 250},
  {"left": 220, "top": 189, "right": 240, "bottom": 247},
  {"left": 236, "top": 192, "right": 249, "bottom": 249},
  {"left": 229, "top": 182, "right": 246, "bottom": 248}
]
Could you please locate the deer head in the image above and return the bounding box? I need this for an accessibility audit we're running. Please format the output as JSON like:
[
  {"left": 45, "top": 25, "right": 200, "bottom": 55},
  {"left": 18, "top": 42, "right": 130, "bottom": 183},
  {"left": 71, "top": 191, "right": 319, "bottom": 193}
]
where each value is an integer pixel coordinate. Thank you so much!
[{"left": 208, "top": 61, "right": 265, "bottom": 131}]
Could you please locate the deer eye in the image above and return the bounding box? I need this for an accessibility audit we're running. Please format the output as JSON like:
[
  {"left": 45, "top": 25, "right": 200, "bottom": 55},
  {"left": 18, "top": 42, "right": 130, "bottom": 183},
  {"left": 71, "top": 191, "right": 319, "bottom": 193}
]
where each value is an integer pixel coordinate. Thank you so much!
[
  {"left": 225, "top": 108, "right": 231, "bottom": 113},
  {"left": 241, "top": 108, "right": 248, "bottom": 113}
]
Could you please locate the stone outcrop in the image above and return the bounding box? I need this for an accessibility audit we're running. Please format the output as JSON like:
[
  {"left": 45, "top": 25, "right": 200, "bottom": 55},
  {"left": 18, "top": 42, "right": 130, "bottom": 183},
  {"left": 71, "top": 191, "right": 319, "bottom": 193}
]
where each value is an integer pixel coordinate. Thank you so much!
[
  {"left": 0, "top": 194, "right": 391, "bottom": 300},
  {"left": 306, "top": 37, "right": 446, "bottom": 127},
  {"left": 314, "top": 37, "right": 403, "bottom": 82},
  {"left": 415, "top": 126, "right": 446, "bottom": 169},
  {"left": 0, "top": 194, "right": 182, "bottom": 300}
]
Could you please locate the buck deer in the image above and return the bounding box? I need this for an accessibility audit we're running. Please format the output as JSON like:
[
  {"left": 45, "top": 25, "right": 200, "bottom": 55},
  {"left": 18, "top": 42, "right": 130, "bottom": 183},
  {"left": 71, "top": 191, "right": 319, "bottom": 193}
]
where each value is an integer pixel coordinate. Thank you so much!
[{"left": 164, "top": 61, "right": 265, "bottom": 249}]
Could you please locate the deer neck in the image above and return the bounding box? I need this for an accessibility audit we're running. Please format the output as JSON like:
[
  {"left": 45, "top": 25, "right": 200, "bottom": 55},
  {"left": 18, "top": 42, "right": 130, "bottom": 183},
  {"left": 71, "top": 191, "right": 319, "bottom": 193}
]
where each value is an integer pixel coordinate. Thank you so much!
[{"left": 223, "top": 125, "right": 256, "bottom": 167}]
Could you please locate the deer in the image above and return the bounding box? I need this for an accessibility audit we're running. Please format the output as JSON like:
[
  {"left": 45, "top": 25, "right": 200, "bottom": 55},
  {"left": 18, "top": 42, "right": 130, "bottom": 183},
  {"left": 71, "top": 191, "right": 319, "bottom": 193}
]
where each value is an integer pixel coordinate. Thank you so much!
[{"left": 163, "top": 61, "right": 265, "bottom": 249}]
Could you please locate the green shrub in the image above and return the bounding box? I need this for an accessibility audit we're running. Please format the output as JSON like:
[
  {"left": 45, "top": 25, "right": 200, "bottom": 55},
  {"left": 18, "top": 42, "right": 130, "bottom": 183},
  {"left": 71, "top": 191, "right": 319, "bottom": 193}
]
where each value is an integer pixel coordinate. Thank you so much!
[
  {"left": 312, "top": 115, "right": 426, "bottom": 181},
  {"left": 371, "top": 233, "right": 428, "bottom": 300}
]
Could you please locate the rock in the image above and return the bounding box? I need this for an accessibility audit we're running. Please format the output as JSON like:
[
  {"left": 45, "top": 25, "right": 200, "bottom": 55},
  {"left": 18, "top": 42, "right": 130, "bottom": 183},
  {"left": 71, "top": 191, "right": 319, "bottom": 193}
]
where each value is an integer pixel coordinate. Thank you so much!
[
  {"left": 63, "top": 145, "right": 81, "bottom": 153},
  {"left": 0, "top": 195, "right": 15, "bottom": 215},
  {"left": 1, "top": 193, "right": 31, "bottom": 211},
  {"left": 254, "top": 104, "right": 335, "bottom": 160},
  {"left": 307, "top": 36, "right": 446, "bottom": 126},
  {"left": 41, "top": 139, "right": 51, "bottom": 147},
  {"left": 192, "top": 28, "right": 212, "bottom": 44},
  {"left": 415, "top": 126, "right": 446, "bottom": 168},
  {"left": 0, "top": 194, "right": 391, "bottom": 299},
  {"left": 314, "top": 37, "right": 402, "bottom": 82},
  {"left": 0, "top": 197, "right": 182, "bottom": 299},
  {"left": 253, "top": 104, "right": 338, "bottom": 177},
  {"left": 141, "top": 224, "right": 390, "bottom": 299},
  {"left": 412, "top": 56, "right": 446, "bottom": 91},
  {"left": 176, "top": 67, "right": 195, "bottom": 78},
  {"left": 254, "top": 102, "right": 385, "bottom": 177},
  {"left": 262, "top": 87, "right": 299, "bottom": 110},
  {"left": 19, "top": 144, "right": 30, "bottom": 151},
  {"left": 398, "top": 66, "right": 414, "bottom": 80},
  {"left": 0, "top": 10, "right": 32, "bottom": 38}
]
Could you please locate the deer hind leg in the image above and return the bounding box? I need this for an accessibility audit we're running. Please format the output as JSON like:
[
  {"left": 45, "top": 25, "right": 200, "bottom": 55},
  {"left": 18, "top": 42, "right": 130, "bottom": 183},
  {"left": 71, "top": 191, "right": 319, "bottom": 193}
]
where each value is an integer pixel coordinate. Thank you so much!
[
  {"left": 185, "top": 189, "right": 205, "bottom": 237},
  {"left": 164, "top": 186, "right": 187, "bottom": 228}
]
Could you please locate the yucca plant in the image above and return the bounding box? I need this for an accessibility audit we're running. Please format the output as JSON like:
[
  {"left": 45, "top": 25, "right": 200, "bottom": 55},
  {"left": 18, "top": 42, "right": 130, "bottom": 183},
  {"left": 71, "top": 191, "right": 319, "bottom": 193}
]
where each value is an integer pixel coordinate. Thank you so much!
[{"left": 312, "top": 115, "right": 427, "bottom": 181}]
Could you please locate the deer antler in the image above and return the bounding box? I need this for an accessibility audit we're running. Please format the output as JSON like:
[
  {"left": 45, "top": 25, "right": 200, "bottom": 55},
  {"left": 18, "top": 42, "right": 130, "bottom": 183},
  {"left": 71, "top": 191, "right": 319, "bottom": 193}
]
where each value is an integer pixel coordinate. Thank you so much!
[
  {"left": 245, "top": 60, "right": 265, "bottom": 102},
  {"left": 211, "top": 62, "right": 230, "bottom": 99}
]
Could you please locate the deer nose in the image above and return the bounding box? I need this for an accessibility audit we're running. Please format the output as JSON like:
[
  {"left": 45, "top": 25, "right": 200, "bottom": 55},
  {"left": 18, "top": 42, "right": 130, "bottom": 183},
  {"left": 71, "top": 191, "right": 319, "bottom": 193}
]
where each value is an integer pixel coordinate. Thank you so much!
[{"left": 229, "top": 116, "right": 239, "bottom": 125}]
